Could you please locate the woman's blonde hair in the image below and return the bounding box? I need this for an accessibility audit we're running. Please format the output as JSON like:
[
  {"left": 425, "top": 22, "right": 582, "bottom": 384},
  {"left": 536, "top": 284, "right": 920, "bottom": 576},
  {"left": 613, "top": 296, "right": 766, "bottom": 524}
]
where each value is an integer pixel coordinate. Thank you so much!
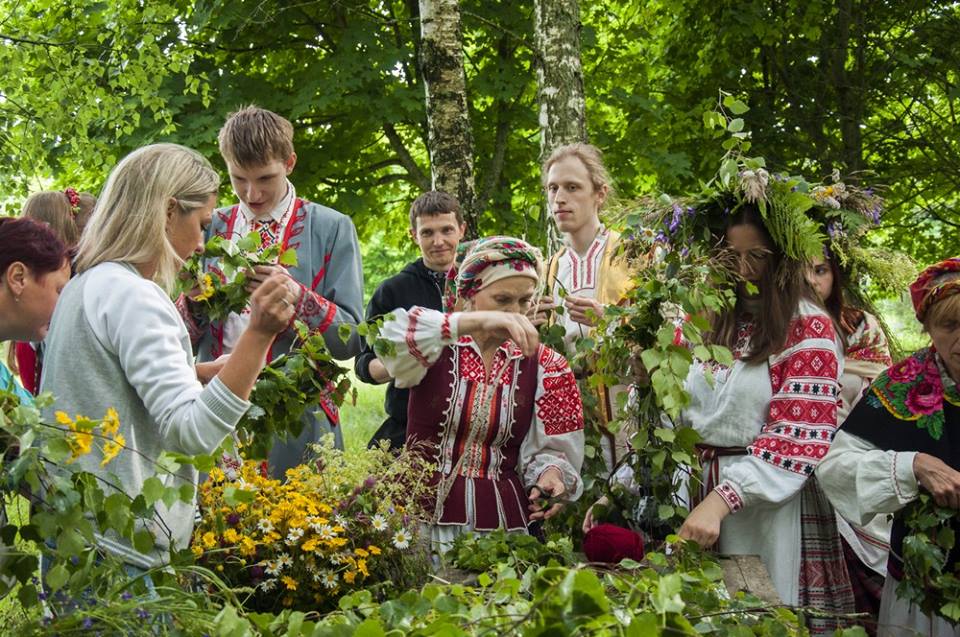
[
  {"left": 76, "top": 143, "right": 219, "bottom": 292},
  {"left": 23, "top": 190, "right": 96, "bottom": 248}
]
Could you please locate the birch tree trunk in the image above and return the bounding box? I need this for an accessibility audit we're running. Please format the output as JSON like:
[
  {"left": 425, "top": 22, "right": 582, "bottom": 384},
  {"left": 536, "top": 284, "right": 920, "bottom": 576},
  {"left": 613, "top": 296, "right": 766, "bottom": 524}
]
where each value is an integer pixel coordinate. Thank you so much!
[
  {"left": 419, "top": 0, "right": 478, "bottom": 236},
  {"left": 534, "top": 0, "right": 587, "bottom": 242}
]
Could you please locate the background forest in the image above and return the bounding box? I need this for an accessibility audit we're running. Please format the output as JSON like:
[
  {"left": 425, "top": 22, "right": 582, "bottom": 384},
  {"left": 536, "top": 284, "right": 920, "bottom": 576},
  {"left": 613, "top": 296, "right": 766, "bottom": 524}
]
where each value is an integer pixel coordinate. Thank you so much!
[{"left": 0, "top": 0, "right": 958, "bottom": 297}]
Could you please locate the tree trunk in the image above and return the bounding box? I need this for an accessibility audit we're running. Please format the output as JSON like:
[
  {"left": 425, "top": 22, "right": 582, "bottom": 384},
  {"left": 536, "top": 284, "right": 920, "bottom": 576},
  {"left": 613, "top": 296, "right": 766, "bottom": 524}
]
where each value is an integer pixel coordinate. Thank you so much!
[
  {"left": 534, "top": 0, "right": 587, "bottom": 243},
  {"left": 418, "top": 0, "right": 478, "bottom": 237}
]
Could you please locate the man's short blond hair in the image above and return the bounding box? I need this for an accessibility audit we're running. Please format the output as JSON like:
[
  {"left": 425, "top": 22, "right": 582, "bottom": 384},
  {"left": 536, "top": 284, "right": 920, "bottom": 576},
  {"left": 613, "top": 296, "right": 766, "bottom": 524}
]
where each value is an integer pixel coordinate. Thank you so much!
[{"left": 218, "top": 105, "right": 294, "bottom": 168}]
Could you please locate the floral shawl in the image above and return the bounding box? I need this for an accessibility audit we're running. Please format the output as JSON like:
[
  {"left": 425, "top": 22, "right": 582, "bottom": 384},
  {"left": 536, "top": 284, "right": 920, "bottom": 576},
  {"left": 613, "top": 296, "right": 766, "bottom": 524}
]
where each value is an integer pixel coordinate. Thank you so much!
[{"left": 866, "top": 347, "right": 960, "bottom": 440}]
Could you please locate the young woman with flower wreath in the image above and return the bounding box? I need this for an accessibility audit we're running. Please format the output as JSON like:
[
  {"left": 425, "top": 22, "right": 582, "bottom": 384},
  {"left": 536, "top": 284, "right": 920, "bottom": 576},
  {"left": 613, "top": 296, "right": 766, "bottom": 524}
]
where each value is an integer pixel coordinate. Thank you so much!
[
  {"left": 665, "top": 205, "right": 856, "bottom": 633},
  {"left": 818, "top": 258, "right": 960, "bottom": 637},
  {"left": 377, "top": 236, "right": 585, "bottom": 554},
  {"left": 807, "top": 251, "right": 894, "bottom": 626}
]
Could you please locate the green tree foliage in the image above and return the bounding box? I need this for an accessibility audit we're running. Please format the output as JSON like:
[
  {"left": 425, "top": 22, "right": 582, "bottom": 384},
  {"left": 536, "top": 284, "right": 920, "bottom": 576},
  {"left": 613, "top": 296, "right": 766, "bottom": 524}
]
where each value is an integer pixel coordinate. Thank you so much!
[
  {"left": 1, "top": 0, "right": 957, "bottom": 277},
  {"left": 581, "top": 0, "right": 960, "bottom": 264}
]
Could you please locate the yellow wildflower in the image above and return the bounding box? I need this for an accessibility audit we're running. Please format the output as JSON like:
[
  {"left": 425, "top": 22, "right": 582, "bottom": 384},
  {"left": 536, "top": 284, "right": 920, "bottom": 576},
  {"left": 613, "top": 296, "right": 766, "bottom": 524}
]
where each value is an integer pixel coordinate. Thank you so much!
[
  {"left": 301, "top": 538, "right": 319, "bottom": 553},
  {"left": 67, "top": 427, "right": 93, "bottom": 463},
  {"left": 55, "top": 411, "right": 73, "bottom": 425},
  {"left": 343, "top": 570, "right": 357, "bottom": 584},
  {"left": 194, "top": 274, "right": 215, "bottom": 302},
  {"left": 282, "top": 575, "right": 298, "bottom": 591},
  {"left": 368, "top": 545, "right": 381, "bottom": 556},
  {"left": 353, "top": 548, "right": 369, "bottom": 558},
  {"left": 223, "top": 528, "right": 240, "bottom": 544},
  {"left": 202, "top": 532, "right": 217, "bottom": 549},
  {"left": 209, "top": 467, "right": 225, "bottom": 483},
  {"left": 239, "top": 537, "right": 257, "bottom": 557},
  {"left": 191, "top": 544, "right": 203, "bottom": 558},
  {"left": 100, "top": 433, "right": 125, "bottom": 467},
  {"left": 357, "top": 559, "right": 369, "bottom": 577},
  {"left": 101, "top": 407, "right": 120, "bottom": 437}
]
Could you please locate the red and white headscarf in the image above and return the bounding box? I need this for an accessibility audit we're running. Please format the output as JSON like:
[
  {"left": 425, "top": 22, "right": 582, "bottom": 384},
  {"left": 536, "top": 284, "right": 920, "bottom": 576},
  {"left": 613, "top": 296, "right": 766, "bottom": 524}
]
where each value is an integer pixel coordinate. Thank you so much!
[{"left": 910, "top": 257, "right": 960, "bottom": 322}]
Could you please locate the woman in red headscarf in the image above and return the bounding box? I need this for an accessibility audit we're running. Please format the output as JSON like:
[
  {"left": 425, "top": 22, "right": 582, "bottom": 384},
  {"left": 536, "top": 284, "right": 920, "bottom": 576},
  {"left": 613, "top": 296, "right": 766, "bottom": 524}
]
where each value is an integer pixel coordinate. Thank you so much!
[
  {"left": 818, "top": 257, "right": 960, "bottom": 637},
  {"left": 377, "top": 236, "right": 585, "bottom": 554}
]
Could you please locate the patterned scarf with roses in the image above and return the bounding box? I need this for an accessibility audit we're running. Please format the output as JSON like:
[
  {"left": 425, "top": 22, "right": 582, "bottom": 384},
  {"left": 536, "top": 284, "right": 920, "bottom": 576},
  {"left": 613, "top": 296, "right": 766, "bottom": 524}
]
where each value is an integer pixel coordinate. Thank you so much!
[{"left": 866, "top": 347, "right": 960, "bottom": 440}]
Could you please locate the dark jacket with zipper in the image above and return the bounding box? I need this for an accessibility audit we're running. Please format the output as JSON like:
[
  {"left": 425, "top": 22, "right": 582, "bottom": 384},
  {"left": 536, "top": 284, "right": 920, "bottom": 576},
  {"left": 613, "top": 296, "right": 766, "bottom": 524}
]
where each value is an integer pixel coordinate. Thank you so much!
[{"left": 354, "top": 258, "right": 446, "bottom": 449}]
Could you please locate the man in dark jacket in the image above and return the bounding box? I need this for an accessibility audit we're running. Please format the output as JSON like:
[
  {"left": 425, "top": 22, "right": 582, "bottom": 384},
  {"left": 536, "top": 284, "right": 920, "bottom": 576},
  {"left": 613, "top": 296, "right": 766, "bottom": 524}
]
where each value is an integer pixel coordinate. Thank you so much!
[{"left": 355, "top": 191, "right": 466, "bottom": 449}]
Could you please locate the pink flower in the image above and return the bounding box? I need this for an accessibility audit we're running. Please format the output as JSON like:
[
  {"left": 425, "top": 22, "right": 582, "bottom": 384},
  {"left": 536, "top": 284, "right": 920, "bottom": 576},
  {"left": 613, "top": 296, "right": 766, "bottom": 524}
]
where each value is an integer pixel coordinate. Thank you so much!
[
  {"left": 905, "top": 379, "right": 943, "bottom": 416},
  {"left": 887, "top": 356, "right": 924, "bottom": 383}
]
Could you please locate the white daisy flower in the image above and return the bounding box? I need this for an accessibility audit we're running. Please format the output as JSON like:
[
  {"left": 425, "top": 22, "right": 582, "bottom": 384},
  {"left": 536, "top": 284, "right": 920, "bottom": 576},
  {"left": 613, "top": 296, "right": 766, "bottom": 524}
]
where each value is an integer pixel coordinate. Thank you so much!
[
  {"left": 334, "top": 514, "right": 348, "bottom": 529},
  {"left": 320, "top": 570, "right": 338, "bottom": 589},
  {"left": 392, "top": 528, "right": 411, "bottom": 550},
  {"left": 257, "top": 518, "right": 274, "bottom": 534},
  {"left": 317, "top": 524, "right": 336, "bottom": 541},
  {"left": 258, "top": 578, "right": 276, "bottom": 592},
  {"left": 286, "top": 527, "right": 304, "bottom": 545},
  {"left": 371, "top": 514, "right": 388, "bottom": 532},
  {"left": 264, "top": 560, "right": 281, "bottom": 576},
  {"left": 278, "top": 553, "right": 293, "bottom": 569}
]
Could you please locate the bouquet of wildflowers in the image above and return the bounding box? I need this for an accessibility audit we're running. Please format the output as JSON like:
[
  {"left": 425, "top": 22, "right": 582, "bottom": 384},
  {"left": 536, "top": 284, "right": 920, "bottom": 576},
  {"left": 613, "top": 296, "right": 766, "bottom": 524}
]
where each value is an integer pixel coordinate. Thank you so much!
[
  {"left": 190, "top": 440, "right": 434, "bottom": 612},
  {"left": 177, "top": 231, "right": 298, "bottom": 321}
]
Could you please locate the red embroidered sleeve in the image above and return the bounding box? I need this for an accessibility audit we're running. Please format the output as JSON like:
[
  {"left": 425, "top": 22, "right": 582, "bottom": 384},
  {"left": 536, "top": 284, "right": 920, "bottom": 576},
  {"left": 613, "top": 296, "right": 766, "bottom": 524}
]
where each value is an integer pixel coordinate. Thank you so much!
[
  {"left": 747, "top": 314, "right": 840, "bottom": 477},
  {"left": 536, "top": 347, "right": 584, "bottom": 436},
  {"left": 292, "top": 281, "right": 337, "bottom": 334}
]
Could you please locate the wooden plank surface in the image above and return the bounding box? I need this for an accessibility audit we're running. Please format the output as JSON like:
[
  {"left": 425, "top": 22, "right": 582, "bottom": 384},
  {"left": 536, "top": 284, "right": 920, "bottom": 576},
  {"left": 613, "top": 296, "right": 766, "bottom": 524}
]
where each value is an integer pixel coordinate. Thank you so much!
[{"left": 718, "top": 554, "right": 781, "bottom": 604}]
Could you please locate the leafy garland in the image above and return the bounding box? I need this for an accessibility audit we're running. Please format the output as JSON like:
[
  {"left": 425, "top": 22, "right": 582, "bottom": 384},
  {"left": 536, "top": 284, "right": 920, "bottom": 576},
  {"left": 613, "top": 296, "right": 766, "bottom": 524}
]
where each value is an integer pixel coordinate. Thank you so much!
[
  {"left": 590, "top": 242, "right": 736, "bottom": 533},
  {"left": 236, "top": 321, "right": 352, "bottom": 460},
  {"left": 177, "top": 231, "right": 298, "bottom": 321},
  {"left": 898, "top": 494, "right": 960, "bottom": 623}
]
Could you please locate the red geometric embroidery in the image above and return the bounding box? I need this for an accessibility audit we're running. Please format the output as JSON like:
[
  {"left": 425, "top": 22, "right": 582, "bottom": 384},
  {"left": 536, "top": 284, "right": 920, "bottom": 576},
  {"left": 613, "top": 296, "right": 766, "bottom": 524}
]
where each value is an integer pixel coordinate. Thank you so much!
[
  {"left": 536, "top": 368, "right": 583, "bottom": 435},
  {"left": 406, "top": 307, "right": 430, "bottom": 368},
  {"left": 715, "top": 483, "right": 743, "bottom": 512},
  {"left": 538, "top": 345, "right": 568, "bottom": 374},
  {"left": 783, "top": 349, "right": 839, "bottom": 378},
  {"left": 784, "top": 314, "right": 835, "bottom": 349},
  {"left": 751, "top": 313, "right": 841, "bottom": 476},
  {"left": 457, "top": 346, "right": 514, "bottom": 385}
]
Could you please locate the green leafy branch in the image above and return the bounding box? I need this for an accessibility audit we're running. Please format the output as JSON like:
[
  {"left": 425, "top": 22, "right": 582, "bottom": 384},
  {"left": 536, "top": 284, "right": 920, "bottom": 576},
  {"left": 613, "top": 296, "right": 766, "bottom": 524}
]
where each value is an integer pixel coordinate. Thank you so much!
[
  {"left": 898, "top": 494, "right": 960, "bottom": 623},
  {"left": 236, "top": 321, "right": 351, "bottom": 460}
]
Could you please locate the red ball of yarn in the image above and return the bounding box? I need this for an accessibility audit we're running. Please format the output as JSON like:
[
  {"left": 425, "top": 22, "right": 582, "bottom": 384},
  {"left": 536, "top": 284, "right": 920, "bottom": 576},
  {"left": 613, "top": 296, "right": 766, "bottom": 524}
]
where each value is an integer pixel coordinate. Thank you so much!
[{"left": 583, "top": 523, "right": 645, "bottom": 564}]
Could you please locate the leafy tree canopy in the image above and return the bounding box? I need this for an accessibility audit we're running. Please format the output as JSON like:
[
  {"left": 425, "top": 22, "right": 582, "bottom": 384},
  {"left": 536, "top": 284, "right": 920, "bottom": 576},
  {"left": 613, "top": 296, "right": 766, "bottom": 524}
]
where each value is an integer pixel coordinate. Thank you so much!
[{"left": 1, "top": 0, "right": 957, "bottom": 276}]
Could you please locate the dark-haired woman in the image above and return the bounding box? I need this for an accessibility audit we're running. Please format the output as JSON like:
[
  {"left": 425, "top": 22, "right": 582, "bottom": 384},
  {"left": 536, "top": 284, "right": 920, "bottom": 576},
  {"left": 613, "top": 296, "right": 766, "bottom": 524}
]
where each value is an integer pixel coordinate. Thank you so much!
[
  {"left": 0, "top": 217, "right": 70, "bottom": 593},
  {"left": 674, "top": 208, "right": 853, "bottom": 630},
  {"left": 0, "top": 217, "right": 71, "bottom": 403},
  {"left": 808, "top": 253, "right": 893, "bottom": 625}
]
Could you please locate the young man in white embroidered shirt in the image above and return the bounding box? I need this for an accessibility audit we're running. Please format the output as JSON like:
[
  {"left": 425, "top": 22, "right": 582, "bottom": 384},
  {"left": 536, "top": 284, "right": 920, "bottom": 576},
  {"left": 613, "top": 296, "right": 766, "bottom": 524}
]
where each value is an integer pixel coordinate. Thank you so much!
[{"left": 532, "top": 143, "right": 635, "bottom": 474}]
